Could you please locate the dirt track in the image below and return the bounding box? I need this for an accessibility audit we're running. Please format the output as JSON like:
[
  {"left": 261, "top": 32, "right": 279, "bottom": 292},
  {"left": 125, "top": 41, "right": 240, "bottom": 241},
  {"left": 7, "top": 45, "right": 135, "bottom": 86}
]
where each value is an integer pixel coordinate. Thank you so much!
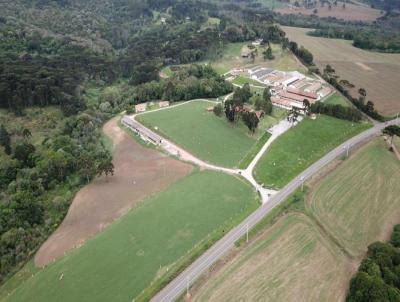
[{"left": 34, "top": 116, "right": 192, "bottom": 267}]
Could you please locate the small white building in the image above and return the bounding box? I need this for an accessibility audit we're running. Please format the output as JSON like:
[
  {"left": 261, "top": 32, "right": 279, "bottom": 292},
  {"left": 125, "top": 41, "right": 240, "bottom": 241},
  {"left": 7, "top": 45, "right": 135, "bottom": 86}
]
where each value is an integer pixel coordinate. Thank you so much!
[{"left": 135, "top": 103, "right": 147, "bottom": 113}]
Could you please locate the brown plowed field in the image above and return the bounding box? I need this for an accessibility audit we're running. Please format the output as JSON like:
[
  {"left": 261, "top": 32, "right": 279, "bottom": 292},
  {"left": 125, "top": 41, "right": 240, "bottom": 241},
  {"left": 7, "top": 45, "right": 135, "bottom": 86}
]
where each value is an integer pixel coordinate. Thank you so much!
[
  {"left": 282, "top": 26, "right": 400, "bottom": 117},
  {"left": 277, "top": 3, "right": 382, "bottom": 22},
  {"left": 34, "top": 116, "right": 192, "bottom": 267}
]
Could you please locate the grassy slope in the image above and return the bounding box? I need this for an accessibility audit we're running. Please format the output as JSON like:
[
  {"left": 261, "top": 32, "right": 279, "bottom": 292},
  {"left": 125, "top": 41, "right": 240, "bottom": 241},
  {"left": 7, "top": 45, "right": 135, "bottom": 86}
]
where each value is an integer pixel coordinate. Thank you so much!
[
  {"left": 254, "top": 115, "right": 371, "bottom": 189},
  {"left": 323, "top": 93, "right": 350, "bottom": 107},
  {"left": 309, "top": 139, "right": 400, "bottom": 256},
  {"left": 4, "top": 171, "right": 258, "bottom": 302},
  {"left": 137, "top": 101, "right": 260, "bottom": 168},
  {"left": 232, "top": 76, "right": 266, "bottom": 87}
]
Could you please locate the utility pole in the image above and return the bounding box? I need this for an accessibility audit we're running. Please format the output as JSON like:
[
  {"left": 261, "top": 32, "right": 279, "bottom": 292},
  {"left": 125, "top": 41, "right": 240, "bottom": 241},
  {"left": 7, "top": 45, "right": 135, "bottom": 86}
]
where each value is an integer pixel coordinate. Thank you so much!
[
  {"left": 246, "top": 223, "right": 249, "bottom": 243},
  {"left": 300, "top": 176, "right": 305, "bottom": 191},
  {"left": 186, "top": 276, "right": 190, "bottom": 297}
]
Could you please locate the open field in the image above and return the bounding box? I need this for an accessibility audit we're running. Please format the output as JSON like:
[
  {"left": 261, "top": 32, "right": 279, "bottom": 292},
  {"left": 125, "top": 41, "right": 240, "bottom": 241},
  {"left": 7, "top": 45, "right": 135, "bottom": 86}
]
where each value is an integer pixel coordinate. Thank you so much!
[
  {"left": 190, "top": 138, "right": 400, "bottom": 302},
  {"left": 0, "top": 107, "right": 63, "bottom": 146},
  {"left": 3, "top": 171, "right": 259, "bottom": 302},
  {"left": 209, "top": 42, "right": 308, "bottom": 75},
  {"left": 282, "top": 26, "right": 400, "bottom": 116},
  {"left": 33, "top": 116, "right": 193, "bottom": 267},
  {"left": 232, "top": 75, "right": 266, "bottom": 87},
  {"left": 192, "top": 213, "right": 352, "bottom": 302},
  {"left": 395, "top": 136, "right": 400, "bottom": 151},
  {"left": 308, "top": 139, "right": 400, "bottom": 256},
  {"left": 253, "top": 115, "right": 371, "bottom": 189},
  {"left": 323, "top": 92, "right": 350, "bottom": 107},
  {"left": 277, "top": 3, "right": 382, "bottom": 22},
  {"left": 137, "top": 101, "right": 275, "bottom": 168}
]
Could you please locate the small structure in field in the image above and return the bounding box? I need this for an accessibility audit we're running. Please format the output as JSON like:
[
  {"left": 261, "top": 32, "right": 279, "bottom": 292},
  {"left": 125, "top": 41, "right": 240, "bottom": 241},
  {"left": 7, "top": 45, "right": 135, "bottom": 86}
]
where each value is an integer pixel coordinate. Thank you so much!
[
  {"left": 255, "top": 110, "right": 265, "bottom": 119},
  {"left": 159, "top": 101, "right": 170, "bottom": 108},
  {"left": 241, "top": 46, "right": 252, "bottom": 58},
  {"left": 252, "top": 38, "right": 263, "bottom": 46},
  {"left": 310, "top": 113, "right": 317, "bottom": 120},
  {"left": 135, "top": 103, "right": 147, "bottom": 113},
  {"left": 206, "top": 106, "right": 214, "bottom": 112}
]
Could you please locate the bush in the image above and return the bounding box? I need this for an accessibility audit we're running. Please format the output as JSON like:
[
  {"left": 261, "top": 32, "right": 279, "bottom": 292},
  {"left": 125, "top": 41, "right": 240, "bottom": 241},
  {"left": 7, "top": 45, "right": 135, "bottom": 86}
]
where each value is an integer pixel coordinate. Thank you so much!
[{"left": 213, "top": 104, "right": 223, "bottom": 117}]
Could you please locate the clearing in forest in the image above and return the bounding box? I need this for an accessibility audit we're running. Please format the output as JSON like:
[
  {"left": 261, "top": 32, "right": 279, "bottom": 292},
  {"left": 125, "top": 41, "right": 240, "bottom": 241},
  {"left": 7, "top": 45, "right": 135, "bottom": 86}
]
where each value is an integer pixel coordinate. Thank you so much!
[
  {"left": 277, "top": 3, "right": 382, "bottom": 22},
  {"left": 4, "top": 171, "right": 259, "bottom": 302},
  {"left": 253, "top": 115, "right": 370, "bottom": 189},
  {"left": 282, "top": 26, "right": 400, "bottom": 117}
]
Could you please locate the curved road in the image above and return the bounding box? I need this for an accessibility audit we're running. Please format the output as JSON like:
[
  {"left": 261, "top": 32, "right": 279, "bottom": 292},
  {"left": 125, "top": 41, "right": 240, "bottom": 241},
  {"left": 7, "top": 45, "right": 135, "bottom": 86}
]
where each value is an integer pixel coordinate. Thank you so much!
[{"left": 150, "top": 118, "right": 400, "bottom": 302}]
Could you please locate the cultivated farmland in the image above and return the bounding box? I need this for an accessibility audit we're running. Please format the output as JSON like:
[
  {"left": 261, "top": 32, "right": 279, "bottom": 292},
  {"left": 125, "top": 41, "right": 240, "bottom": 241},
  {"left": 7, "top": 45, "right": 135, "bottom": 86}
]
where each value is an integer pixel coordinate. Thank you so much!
[
  {"left": 282, "top": 26, "right": 400, "bottom": 116},
  {"left": 277, "top": 3, "right": 382, "bottom": 22},
  {"left": 33, "top": 117, "right": 193, "bottom": 267},
  {"left": 253, "top": 115, "right": 370, "bottom": 189},
  {"left": 137, "top": 101, "right": 269, "bottom": 168},
  {"left": 192, "top": 213, "right": 352, "bottom": 302},
  {"left": 308, "top": 139, "right": 400, "bottom": 256},
  {"left": 3, "top": 171, "right": 259, "bottom": 302},
  {"left": 190, "top": 138, "right": 400, "bottom": 302}
]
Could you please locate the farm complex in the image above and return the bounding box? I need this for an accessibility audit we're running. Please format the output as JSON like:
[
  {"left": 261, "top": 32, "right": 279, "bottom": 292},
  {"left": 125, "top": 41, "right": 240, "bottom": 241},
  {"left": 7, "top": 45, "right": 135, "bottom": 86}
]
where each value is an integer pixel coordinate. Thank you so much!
[{"left": 247, "top": 66, "right": 332, "bottom": 110}]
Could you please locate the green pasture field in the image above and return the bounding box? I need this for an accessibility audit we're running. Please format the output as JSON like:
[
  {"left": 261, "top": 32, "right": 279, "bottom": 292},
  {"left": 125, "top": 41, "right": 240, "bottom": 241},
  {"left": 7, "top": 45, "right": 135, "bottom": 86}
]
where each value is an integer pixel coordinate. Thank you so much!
[
  {"left": 323, "top": 93, "right": 350, "bottom": 107},
  {"left": 308, "top": 139, "right": 400, "bottom": 256},
  {"left": 253, "top": 115, "right": 371, "bottom": 189},
  {"left": 3, "top": 171, "right": 259, "bottom": 302},
  {"left": 137, "top": 101, "right": 274, "bottom": 168},
  {"left": 232, "top": 76, "right": 266, "bottom": 87}
]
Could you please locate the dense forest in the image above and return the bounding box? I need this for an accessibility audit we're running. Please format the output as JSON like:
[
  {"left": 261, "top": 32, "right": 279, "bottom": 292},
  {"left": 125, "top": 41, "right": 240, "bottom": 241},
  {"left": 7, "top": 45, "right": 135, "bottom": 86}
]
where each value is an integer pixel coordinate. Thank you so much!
[{"left": 347, "top": 225, "right": 400, "bottom": 301}]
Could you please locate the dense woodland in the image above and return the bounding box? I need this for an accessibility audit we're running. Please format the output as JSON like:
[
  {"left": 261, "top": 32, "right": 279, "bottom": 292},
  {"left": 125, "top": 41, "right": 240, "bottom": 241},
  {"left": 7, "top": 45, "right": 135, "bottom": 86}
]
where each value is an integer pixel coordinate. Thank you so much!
[{"left": 347, "top": 225, "right": 400, "bottom": 301}]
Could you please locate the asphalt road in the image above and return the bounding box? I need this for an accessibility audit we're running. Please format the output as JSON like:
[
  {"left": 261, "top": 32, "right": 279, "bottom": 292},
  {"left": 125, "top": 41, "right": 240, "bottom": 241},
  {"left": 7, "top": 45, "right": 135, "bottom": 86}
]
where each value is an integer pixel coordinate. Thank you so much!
[{"left": 150, "top": 118, "right": 400, "bottom": 302}]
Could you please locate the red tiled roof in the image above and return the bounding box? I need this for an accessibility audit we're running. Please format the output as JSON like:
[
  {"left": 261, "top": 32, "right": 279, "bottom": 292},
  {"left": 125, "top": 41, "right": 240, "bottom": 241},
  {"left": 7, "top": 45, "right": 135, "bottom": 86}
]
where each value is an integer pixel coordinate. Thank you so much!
[{"left": 287, "top": 87, "right": 318, "bottom": 99}]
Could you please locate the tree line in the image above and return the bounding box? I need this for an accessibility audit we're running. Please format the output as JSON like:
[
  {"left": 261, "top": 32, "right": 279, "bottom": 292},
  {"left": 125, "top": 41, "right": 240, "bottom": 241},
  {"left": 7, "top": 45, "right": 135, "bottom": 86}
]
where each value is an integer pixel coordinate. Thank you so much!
[
  {"left": 310, "top": 101, "right": 363, "bottom": 122},
  {"left": 347, "top": 225, "right": 400, "bottom": 301}
]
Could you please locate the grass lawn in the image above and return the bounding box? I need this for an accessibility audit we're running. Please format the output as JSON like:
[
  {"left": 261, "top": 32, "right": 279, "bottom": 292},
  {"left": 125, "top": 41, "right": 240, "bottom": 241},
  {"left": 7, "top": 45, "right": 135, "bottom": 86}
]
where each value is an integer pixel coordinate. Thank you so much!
[
  {"left": 308, "top": 139, "right": 400, "bottom": 256},
  {"left": 253, "top": 115, "right": 371, "bottom": 189},
  {"left": 137, "top": 101, "right": 268, "bottom": 168},
  {"left": 394, "top": 136, "right": 400, "bottom": 151},
  {"left": 323, "top": 93, "right": 350, "bottom": 107},
  {"left": 238, "top": 132, "right": 271, "bottom": 169},
  {"left": 3, "top": 171, "right": 259, "bottom": 302},
  {"left": 192, "top": 213, "right": 350, "bottom": 302},
  {"left": 258, "top": 107, "right": 288, "bottom": 131},
  {"left": 232, "top": 76, "right": 266, "bottom": 87}
]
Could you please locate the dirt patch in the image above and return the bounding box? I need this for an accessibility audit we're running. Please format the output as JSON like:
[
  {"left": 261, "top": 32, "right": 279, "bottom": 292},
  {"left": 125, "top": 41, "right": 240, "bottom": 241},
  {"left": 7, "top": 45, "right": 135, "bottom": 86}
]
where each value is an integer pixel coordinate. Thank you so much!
[
  {"left": 355, "top": 62, "right": 373, "bottom": 71},
  {"left": 34, "top": 116, "right": 192, "bottom": 267}
]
